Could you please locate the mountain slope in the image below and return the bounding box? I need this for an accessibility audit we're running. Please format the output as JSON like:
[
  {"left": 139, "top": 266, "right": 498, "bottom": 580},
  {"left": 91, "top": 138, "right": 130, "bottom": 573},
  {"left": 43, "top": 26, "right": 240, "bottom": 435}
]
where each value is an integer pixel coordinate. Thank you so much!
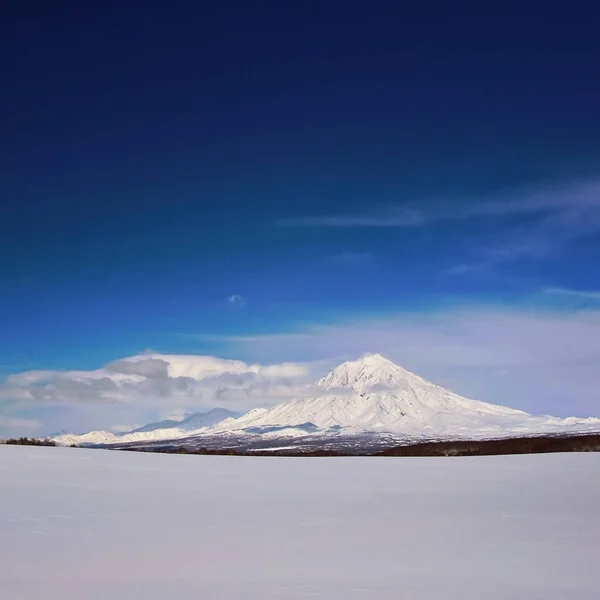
[
  {"left": 53, "top": 354, "right": 600, "bottom": 447},
  {"left": 215, "top": 354, "right": 531, "bottom": 435},
  {"left": 53, "top": 408, "right": 238, "bottom": 446},
  {"left": 131, "top": 408, "right": 239, "bottom": 433}
]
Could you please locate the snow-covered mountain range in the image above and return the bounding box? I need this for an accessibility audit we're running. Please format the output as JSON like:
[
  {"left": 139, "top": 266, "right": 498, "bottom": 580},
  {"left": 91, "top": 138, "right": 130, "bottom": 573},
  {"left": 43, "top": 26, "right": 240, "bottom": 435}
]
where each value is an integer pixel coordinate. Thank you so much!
[{"left": 53, "top": 353, "right": 600, "bottom": 448}]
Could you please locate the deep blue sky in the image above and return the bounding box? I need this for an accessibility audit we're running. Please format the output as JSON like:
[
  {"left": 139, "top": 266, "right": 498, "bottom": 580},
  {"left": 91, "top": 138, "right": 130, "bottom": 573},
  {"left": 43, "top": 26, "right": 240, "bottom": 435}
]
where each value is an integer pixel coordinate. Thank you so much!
[{"left": 2, "top": 1, "right": 600, "bottom": 374}]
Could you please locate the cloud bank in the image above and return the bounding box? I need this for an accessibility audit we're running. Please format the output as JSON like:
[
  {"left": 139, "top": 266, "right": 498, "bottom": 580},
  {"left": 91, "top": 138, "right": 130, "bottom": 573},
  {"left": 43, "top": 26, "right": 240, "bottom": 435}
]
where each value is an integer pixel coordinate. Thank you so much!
[{"left": 0, "top": 354, "right": 312, "bottom": 437}]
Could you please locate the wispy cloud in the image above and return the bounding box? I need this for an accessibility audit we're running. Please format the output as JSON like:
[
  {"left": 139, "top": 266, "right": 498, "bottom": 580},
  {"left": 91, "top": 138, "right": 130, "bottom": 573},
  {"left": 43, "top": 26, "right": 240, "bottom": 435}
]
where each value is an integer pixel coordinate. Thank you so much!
[
  {"left": 283, "top": 179, "right": 600, "bottom": 268},
  {"left": 285, "top": 180, "right": 600, "bottom": 227},
  {"left": 543, "top": 287, "right": 600, "bottom": 301},
  {"left": 282, "top": 208, "right": 426, "bottom": 228},
  {"left": 467, "top": 182, "right": 600, "bottom": 267},
  {"left": 227, "top": 294, "right": 246, "bottom": 306}
]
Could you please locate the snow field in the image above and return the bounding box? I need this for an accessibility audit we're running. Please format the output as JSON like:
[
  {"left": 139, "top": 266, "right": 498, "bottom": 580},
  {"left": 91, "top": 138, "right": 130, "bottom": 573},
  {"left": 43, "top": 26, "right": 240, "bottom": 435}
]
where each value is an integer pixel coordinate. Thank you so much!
[{"left": 1, "top": 446, "right": 599, "bottom": 599}]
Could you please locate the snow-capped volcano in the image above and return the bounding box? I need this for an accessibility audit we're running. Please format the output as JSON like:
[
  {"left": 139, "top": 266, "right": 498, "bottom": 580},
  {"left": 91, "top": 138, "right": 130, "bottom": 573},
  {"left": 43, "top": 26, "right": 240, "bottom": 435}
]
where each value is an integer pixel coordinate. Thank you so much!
[
  {"left": 222, "top": 353, "right": 530, "bottom": 434},
  {"left": 53, "top": 354, "right": 600, "bottom": 447},
  {"left": 316, "top": 353, "right": 428, "bottom": 392}
]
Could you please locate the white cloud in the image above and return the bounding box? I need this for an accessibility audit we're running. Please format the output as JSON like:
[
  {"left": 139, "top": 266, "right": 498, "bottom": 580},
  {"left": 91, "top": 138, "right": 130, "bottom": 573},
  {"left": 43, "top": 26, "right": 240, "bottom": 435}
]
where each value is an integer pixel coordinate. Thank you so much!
[
  {"left": 162, "top": 410, "right": 190, "bottom": 422},
  {"left": 0, "top": 354, "right": 313, "bottom": 436},
  {"left": 5, "top": 371, "right": 57, "bottom": 386},
  {"left": 227, "top": 294, "right": 246, "bottom": 306},
  {"left": 110, "top": 424, "right": 142, "bottom": 433},
  {"left": 256, "top": 363, "right": 309, "bottom": 378}
]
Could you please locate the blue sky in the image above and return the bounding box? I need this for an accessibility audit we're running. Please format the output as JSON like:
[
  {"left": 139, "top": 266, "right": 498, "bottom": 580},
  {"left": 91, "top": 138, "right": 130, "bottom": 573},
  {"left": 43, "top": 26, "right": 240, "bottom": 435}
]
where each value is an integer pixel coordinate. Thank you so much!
[{"left": 1, "top": 2, "right": 600, "bottom": 435}]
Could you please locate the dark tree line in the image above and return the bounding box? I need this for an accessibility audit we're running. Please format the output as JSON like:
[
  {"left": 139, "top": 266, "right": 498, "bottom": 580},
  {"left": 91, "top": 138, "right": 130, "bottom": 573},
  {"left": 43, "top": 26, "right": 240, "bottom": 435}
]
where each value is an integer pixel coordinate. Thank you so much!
[
  {"left": 378, "top": 433, "right": 600, "bottom": 457},
  {"left": 2, "top": 437, "right": 57, "bottom": 447}
]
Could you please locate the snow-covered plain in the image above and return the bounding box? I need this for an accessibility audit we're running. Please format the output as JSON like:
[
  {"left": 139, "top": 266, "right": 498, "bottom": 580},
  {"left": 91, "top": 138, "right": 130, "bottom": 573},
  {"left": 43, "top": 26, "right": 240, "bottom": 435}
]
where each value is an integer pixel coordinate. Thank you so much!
[{"left": 1, "top": 447, "right": 599, "bottom": 599}]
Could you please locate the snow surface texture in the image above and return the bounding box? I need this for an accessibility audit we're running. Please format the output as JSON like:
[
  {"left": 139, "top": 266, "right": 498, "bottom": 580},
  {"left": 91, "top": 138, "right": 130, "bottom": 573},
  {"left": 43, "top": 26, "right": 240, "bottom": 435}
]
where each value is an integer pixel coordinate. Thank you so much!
[
  {"left": 54, "top": 354, "right": 600, "bottom": 447},
  {"left": 1, "top": 446, "right": 599, "bottom": 599}
]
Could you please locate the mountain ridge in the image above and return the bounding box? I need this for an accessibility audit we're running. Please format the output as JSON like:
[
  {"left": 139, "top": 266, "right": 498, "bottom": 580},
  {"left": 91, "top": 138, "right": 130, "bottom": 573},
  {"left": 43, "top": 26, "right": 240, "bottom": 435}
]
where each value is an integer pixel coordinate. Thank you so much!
[{"left": 52, "top": 354, "right": 600, "bottom": 448}]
